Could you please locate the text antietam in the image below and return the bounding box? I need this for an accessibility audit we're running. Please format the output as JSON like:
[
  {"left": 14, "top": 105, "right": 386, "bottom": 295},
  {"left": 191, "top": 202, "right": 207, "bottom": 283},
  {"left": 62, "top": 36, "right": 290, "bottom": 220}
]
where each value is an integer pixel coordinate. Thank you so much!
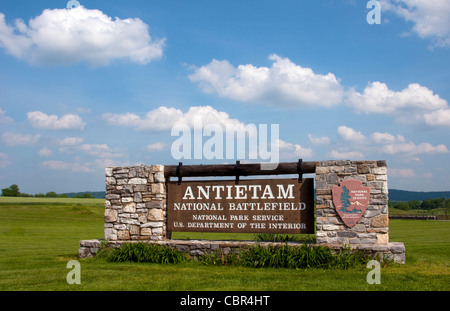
[{"left": 181, "top": 183, "right": 296, "bottom": 200}]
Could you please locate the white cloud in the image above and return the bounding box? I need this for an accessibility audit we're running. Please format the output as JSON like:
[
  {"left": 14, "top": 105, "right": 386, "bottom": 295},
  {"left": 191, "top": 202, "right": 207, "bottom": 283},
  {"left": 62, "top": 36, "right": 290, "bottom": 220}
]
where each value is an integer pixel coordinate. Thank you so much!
[
  {"left": 331, "top": 125, "right": 448, "bottom": 160},
  {"left": 56, "top": 135, "right": 127, "bottom": 161},
  {"left": 423, "top": 172, "right": 433, "bottom": 179},
  {"left": 103, "top": 105, "right": 247, "bottom": 131},
  {"left": 335, "top": 126, "right": 448, "bottom": 156},
  {"left": 1, "top": 132, "right": 40, "bottom": 146},
  {"left": 189, "top": 54, "right": 344, "bottom": 107},
  {"left": 58, "top": 140, "right": 126, "bottom": 159},
  {"left": 0, "top": 6, "right": 165, "bottom": 66},
  {"left": 422, "top": 109, "right": 450, "bottom": 127},
  {"left": 27, "top": 111, "right": 85, "bottom": 130},
  {"left": 337, "top": 125, "right": 366, "bottom": 143},
  {"left": 42, "top": 158, "right": 132, "bottom": 173},
  {"left": 59, "top": 137, "right": 84, "bottom": 146},
  {"left": 348, "top": 82, "right": 447, "bottom": 114},
  {"left": 188, "top": 55, "right": 449, "bottom": 128},
  {"left": 146, "top": 142, "right": 166, "bottom": 151},
  {"left": 189, "top": 55, "right": 449, "bottom": 128},
  {"left": 308, "top": 134, "right": 330, "bottom": 146},
  {"left": 389, "top": 168, "right": 416, "bottom": 178},
  {"left": 346, "top": 82, "right": 450, "bottom": 126},
  {"left": 368, "top": 128, "right": 447, "bottom": 155},
  {"left": 382, "top": 141, "right": 448, "bottom": 155},
  {"left": 38, "top": 147, "right": 53, "bottom": 157},
  {"left": 103, "top": 107, "right": 183, "bottom": 131},
  {"left": 0, "top": 152, "right": 10, "bottom": 168},
  {"left": 328, "top": 150, "right": 364, "bottom": 160},
  {"left": 0, "top": 108, "right": 14, "bottom": 125},
  {"left": 93, "top": 158, "right": 132, "bottom": 170},
  {"left": 382, "top": 0, "right": 450, "bottom": 47},
  {"left": 370, "top": 132, "right": 405, "bottom": 144},
  {"left": 277, "top": 139, "right": 313, "bottom": 160},
  {"left": 79, "top": 144, "right": 127, "bottom": 159},
  {"left": 42, "top": 160, "right": 93, "bottom": 173}
]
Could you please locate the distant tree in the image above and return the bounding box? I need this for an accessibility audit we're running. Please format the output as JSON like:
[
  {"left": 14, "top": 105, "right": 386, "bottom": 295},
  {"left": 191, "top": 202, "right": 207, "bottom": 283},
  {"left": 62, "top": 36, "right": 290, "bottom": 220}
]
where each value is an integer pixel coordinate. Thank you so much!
[
  {"left": 74, "top": 193, "right": 95, "bottom": 199},
  {"left": 409, "top": 200, "right": 421, "bottom": 209},
  {"left": 45, "top": 191, "right": 58, "bottom": 198},
  {"left": 395, "top": 202, "right": 410, "bottom": 211},
  {"left": 1, "top": 184, "right": 20, "bottom": 197},
  {"left": 421, "top": 199, "right": 433, "bottom": 210},
  {"left": 444, "top": 199, "right": 450, "bottom": 217},
  {"left": 34, "top": 193, "right": 45, "bottom": 197},
  {"left": 58, "top": 193, "right": 69, "bottom": 198},
  {"left": 421, "top": 198, "right": 442, "bottom": 210},
  {"left": 438, "top": 197, "right": 446, "bottom": 209}
]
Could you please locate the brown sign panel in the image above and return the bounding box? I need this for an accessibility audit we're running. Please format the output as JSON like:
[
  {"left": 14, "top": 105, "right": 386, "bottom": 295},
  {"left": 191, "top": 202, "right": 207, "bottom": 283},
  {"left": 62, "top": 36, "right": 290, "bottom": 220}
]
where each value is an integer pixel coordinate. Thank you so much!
[{"left": 167, "top": 178, "right": 314, "bottom": 234}]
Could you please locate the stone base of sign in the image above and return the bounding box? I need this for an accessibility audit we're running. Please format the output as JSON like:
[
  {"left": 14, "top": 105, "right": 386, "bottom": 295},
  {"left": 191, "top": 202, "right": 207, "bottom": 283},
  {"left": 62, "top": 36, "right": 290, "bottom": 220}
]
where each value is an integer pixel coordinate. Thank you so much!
[{"left": 78, "top": 239, "right": 405, "bottom": 264}]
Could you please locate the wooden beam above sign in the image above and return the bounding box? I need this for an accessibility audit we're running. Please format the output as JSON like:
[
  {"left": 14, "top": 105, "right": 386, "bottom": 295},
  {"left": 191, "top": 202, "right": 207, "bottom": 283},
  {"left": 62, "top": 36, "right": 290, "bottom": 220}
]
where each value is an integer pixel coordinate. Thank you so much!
[{"left": 164, "top": 161, "right": 316, "bottom": 178}]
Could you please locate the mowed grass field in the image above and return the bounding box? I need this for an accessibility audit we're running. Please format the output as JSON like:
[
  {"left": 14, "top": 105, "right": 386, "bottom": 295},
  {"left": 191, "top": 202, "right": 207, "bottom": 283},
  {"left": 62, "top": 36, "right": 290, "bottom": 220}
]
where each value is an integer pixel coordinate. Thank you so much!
[{"left": 0, "top": 197, "right": 449, "bottom": 291}]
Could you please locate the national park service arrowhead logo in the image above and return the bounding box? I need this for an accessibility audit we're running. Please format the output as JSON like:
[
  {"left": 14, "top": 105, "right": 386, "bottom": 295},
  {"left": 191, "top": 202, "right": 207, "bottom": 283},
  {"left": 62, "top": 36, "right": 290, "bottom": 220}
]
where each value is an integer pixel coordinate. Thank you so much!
[{"left": 332, "top": 180, "right": 370, "bottom": 228}]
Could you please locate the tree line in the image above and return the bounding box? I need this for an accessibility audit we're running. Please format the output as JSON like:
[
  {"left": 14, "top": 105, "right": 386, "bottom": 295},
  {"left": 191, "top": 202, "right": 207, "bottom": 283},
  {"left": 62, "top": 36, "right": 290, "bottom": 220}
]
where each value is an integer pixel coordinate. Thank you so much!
[
  {"left": 1, "top": 184, "right": 94, "bottom": 199},
  {"left": 390, "top": 197, "right": 450, "bottom": 213}
]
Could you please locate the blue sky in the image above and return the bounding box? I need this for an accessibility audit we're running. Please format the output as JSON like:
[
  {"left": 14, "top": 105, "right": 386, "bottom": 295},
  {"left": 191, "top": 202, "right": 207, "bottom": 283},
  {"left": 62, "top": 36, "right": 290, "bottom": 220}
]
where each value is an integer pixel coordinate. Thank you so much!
[{"left": 0, "top": 0, "right": 449, "bottom": 193}]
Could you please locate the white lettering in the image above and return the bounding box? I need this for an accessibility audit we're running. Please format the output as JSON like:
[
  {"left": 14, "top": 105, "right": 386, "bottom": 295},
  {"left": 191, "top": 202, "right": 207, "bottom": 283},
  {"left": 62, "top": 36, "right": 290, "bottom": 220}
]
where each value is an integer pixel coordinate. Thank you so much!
[
  {"left": 183, "top": 186, "right": 195, "bottom": 200},
  {"left": 248, "top": 185, "right": 262, "bottom": 199},
  {"left": 277, "top": 184, "right": 294, "bottom": 199},
  {"left": 226, "top": 185, "right": 233, "bottom": 199},
  {"left": 235, "top": 185, "right": 247, "bottom": 199},
  {"left": 212, "top": 185, "right": 224, "bottom": 199},
  {"left": 261, "top": 185, "right": 274, "bottom": 199},
  {"left": 197, "top": 186, "right": 210, "bottom": 199}
]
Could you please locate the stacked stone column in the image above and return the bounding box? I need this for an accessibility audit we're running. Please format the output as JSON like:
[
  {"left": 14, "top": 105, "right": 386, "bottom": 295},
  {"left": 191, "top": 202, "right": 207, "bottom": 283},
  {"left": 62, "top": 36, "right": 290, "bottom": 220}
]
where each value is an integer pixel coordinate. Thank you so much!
[
  {"left": 104, "top": 165, "right": 166, "bottom": 241},
  {"left": 315, "top": 160, "right": 389, "bottom": 246}
]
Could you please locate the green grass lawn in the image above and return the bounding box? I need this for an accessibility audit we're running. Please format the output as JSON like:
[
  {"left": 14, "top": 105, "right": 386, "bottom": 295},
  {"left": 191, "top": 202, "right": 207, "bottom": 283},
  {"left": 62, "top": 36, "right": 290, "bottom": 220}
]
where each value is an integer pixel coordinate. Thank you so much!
[{"left": 0, "top": 197, "right": 449, "bottom": 291}]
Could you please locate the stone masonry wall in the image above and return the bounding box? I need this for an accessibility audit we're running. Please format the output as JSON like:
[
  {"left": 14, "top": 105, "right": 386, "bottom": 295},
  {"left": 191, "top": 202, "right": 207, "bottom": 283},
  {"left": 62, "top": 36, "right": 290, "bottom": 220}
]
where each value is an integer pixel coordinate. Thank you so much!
[
  {"left": 104, "top": 165, "right": 166, "bottom": 241},
  {"left": 315, "top": 160, "right": 389, "bottom": 245}
]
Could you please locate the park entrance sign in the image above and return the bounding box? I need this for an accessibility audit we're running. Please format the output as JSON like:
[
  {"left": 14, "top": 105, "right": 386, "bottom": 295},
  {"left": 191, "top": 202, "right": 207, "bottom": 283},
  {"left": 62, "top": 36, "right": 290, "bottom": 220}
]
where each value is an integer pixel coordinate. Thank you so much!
[
  {"left": 167, "top": 178, "right": 314, "bottom": 234},
  {"left": 78, "top": 160, "right": 406, "bottom": 263}
]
